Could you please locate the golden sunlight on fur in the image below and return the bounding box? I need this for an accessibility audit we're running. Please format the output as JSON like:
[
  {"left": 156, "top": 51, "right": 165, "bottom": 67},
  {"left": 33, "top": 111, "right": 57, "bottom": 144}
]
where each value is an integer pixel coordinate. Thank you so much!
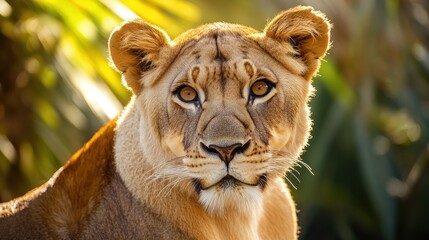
[{"left": 0, "top": 6, "right": 330, "bottom": 240}]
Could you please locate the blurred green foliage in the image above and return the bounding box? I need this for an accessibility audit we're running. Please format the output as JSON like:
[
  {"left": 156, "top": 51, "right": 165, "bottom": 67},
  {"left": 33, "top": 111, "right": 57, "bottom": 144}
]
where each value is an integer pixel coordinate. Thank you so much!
[{"left": 0, "top": 0, "right": 428, "bottom": 239}]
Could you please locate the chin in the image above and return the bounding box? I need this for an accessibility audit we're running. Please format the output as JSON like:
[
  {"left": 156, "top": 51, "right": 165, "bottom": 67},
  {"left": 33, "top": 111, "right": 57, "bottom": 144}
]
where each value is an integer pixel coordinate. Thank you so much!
[{"left": 198, "top": 183, "right": 264, "bottom": 216}]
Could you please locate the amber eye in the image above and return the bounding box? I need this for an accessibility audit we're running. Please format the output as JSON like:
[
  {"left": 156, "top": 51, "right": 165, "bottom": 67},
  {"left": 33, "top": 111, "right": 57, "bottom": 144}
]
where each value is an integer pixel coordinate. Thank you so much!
[
  {"left": 177, "top": 86, "right": 198, "bottom": 103},
  {"left": 250, "top": 79, "right": 273, "bottom": 98}
]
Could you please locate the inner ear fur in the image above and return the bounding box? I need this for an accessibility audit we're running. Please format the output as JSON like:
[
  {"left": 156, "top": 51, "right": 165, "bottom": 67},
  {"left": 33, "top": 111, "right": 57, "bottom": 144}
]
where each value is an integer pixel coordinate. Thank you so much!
[
  {"left": 264, "top": 6, "right": 331, "bottom": 79},
  {"left": 109, "top": 19, "right": 170, "bottom": 94}
]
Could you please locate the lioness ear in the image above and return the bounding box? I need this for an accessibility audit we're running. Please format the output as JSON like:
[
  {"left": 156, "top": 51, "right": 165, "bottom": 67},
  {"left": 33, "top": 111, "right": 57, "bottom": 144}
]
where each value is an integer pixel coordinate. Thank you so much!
[
  {"left": 264, "top": 6, "right": 331, "bottom": 79},
  {"left": 109, "top": 19, "right": 170, "bottom": 94}
]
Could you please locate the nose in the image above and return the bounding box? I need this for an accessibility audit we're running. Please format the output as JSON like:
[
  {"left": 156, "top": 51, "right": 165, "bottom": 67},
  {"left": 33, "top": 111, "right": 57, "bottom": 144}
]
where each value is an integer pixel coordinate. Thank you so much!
[{"left": 201, "top": 141, "right": 250, "bottom": 166}]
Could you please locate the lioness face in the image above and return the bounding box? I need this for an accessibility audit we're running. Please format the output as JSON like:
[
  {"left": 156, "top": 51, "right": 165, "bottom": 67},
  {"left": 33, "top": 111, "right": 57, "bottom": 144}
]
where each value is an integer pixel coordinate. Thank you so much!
[
  {"left": 109, "top": 7, "right": 330, "bottom": 215},
  {"left": 157, "top": 32, "right": 311, "bottom": 214}
]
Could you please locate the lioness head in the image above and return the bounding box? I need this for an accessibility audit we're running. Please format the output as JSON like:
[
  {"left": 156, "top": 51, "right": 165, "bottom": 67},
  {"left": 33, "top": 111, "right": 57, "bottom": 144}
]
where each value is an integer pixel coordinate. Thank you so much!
[{"left": 110, "top": 6, "right": 330, "bottom": 215}]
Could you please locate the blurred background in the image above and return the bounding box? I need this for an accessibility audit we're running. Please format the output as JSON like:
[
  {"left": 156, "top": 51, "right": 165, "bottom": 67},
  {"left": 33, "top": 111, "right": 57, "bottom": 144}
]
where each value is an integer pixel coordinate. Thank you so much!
[{"left": 0, "top": 0, "right": 428, "bottom": 239}]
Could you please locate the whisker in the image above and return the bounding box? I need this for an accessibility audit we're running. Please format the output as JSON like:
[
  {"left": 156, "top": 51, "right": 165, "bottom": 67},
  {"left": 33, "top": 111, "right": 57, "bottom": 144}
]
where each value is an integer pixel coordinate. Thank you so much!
[
  {"left": 264, "top": 151, "right": 314, "bottom": 188},
  {"left": 157, "top": 178, "right": 179, "bottom": 198},
  {"left": 287, "top": 170, "right": 301, "bottom": 183},
  {"left": 268, "top": 157, "right": 297, "bottom": 169},
  {"left": 164, "top": 178, "right": 190, "bottom": 197},
  {"left": 154, "top": 174, "right": 189, "bottom": 199},
  {"left": 295, "top": 160, "right": 314, "bottom": 175},
  {"left": 268, "top": 150, "right": 293, "bottom": 158},
  {"left": 268, "top": 151, "right": 314, "bottom": 176},
  {"left": 167, "top": 155, "right": 187, "bottom": 166},
  {"left": 290, "top": 167, "right": 301, "bottom": 176},
  {"left": 285, "top": 176, "right": 297, "bottom": 190},
  {"left": 122, "top": 154, "right": 193, "bottom": 200}
]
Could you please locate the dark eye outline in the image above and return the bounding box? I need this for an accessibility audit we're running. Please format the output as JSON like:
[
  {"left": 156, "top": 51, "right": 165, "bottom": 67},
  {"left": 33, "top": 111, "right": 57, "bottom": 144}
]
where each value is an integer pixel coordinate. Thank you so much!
[
  {"left": 174, "top": 85, "right": 200, "bottom": 104},
  {"left": 249, "top": 79, "right": 275, "bottom": 100}
]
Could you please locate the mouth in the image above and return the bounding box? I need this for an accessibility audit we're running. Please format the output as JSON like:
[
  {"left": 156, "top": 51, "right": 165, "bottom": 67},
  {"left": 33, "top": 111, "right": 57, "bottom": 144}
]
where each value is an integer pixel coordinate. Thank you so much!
[
  {"left": 218, "top": 175, "right": 240, "bottom": 189},
  {"left": 192, "top": 174, "right": 267, "bottom": 193}
]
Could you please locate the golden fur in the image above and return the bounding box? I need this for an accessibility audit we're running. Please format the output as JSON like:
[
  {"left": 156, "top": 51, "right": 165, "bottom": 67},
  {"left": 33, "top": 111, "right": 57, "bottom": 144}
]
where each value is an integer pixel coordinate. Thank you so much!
[{"left": 0, "top": 6, "right": 330, "bottom": 239}]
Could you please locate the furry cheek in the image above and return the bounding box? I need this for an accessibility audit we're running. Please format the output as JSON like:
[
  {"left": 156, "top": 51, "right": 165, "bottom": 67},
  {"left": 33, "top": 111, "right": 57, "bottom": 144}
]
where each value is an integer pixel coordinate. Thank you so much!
[
  {"left": 268, "top": 125, "right": 292, "bottom": 151},
  {"left": 161, "top": 133, "right": 185, "bottom": 157}
]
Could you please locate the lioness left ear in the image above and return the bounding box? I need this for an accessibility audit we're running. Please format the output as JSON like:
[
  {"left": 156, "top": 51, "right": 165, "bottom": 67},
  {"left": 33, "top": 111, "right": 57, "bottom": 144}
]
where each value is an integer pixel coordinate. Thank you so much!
[
  {"left": 109, "top": 19, "right": 171, "bottom": 94},
  {"left": 263, "top": 6, "right": 331, "bottom": 79}
]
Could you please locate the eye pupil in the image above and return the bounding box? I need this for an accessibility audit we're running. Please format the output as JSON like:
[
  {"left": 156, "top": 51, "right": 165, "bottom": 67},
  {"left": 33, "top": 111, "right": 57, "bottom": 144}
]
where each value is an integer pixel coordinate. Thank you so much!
[{"left": 179, "top": 86, "right": 198, "bottom": 102}]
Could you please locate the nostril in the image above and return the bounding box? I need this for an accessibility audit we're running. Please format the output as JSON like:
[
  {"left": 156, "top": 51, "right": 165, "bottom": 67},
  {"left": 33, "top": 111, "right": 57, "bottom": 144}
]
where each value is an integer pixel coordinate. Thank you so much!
[
  {"left": 200, "top": 141, "right": 251, "bottom": 164},
  {"left": 232, "top": 141, "right": 250, "bottom": 156},
  {"left": 200, "top": 143, "right": 220, "bottom": 157}
]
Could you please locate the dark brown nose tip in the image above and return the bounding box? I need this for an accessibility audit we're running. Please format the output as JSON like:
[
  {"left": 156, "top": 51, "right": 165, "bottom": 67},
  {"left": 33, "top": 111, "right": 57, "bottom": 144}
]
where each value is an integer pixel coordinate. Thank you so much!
[{"left": 201, "top": 141, "right": 250, "bottom": 166}]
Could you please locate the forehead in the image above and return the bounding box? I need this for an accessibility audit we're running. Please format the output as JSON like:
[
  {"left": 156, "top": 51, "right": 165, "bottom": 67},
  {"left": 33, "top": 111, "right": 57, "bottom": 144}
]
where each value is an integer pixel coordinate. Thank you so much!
[
  {"left": 176, "top": 34, "right": 259, "bottom": 84},
  {"left": 177, "top": 34, "right": 257, "bottom": 64},
  {"left": 173, "top": 29, "right": 304, "bottom": 78}
]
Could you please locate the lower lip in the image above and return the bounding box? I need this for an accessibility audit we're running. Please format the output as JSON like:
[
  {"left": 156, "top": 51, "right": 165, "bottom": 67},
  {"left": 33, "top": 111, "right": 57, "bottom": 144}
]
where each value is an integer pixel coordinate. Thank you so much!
[
  {"left": 193, "top": 174, "right": 267, "bottom": 192},
  {"left": 219, "top": 176, "right": 239, "bottom": 188}
]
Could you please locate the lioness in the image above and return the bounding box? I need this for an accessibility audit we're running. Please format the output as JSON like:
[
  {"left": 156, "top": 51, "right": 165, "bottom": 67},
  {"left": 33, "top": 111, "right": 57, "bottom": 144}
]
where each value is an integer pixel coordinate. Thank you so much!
[{"left": 0, "top": 6, "right": 330, "bottom": 240}]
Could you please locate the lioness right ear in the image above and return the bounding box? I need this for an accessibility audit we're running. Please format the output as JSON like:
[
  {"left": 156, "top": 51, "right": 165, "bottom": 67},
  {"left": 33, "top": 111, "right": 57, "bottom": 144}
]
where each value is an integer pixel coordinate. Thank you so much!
[{"left": 109, "top": 19, "right": 170, "bottom": 94}]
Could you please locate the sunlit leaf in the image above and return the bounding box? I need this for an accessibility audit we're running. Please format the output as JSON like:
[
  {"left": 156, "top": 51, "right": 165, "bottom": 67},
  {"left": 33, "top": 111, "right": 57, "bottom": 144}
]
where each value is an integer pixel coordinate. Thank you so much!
[
  {"left": 36, "top": 99, "right": 59, "bottom": 128},
  {"left": 146, "top": 0, "right": 200, "bottom": 23},
  {"left": 119, "top": 0, "right": 193, "bottom": 36}
]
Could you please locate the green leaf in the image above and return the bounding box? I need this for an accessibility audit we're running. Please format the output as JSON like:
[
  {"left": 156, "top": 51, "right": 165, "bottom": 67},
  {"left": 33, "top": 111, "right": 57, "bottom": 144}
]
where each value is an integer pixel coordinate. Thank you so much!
[
  {"left": 318, "top": 58, "right": 355, "bottom": 107},
  {"left": 353, "top": 113, "right": 396, "bottom": 240}
]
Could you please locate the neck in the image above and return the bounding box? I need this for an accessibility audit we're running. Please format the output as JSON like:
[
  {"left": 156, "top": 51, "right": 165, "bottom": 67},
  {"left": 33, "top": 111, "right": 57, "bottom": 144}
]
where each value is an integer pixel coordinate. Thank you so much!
[{"left": 213, "top": 208, "right": 262, "bottom": 240}]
